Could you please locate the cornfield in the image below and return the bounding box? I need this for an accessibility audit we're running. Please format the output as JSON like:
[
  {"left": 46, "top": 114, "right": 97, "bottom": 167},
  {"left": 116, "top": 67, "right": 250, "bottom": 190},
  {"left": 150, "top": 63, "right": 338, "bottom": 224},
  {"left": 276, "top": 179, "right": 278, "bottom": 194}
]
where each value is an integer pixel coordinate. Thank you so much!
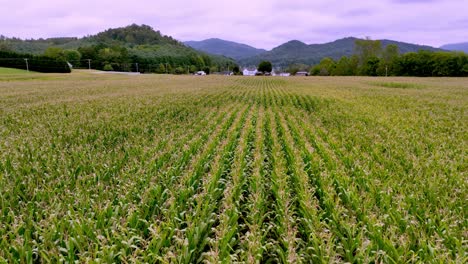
[{"left": 0, "top": 72, "right": 466, "bottom": 263}]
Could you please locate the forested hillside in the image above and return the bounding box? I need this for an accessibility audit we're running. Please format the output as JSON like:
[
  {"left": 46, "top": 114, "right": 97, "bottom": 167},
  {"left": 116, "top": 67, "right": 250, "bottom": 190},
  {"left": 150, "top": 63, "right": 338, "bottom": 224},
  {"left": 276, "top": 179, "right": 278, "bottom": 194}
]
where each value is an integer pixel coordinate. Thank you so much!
[{"left": 0, "top": 24, "right": 236, "bottom": 73}]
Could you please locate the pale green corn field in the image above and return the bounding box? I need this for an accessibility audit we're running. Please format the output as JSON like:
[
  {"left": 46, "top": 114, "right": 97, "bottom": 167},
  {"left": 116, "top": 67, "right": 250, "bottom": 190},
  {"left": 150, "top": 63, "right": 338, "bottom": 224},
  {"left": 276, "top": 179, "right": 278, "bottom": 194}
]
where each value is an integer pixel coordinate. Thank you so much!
[{"left": 0, "top": 71, "right": 466, "bottom": 263}]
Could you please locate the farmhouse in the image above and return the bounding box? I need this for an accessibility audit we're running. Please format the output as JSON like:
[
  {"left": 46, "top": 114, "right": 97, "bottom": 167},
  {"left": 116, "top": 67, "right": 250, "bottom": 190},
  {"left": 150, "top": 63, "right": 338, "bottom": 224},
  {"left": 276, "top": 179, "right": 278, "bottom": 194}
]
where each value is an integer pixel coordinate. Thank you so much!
[{"left": 243, "top": 67, "right": 258, "bottom": 76}]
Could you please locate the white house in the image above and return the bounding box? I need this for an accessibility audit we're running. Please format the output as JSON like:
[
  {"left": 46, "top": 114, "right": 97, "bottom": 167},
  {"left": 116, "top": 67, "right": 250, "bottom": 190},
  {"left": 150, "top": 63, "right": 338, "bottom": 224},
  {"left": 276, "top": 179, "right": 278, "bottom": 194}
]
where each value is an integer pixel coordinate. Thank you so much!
[{"left": 243, "top": 68, "right": 258, "bottom": 76}]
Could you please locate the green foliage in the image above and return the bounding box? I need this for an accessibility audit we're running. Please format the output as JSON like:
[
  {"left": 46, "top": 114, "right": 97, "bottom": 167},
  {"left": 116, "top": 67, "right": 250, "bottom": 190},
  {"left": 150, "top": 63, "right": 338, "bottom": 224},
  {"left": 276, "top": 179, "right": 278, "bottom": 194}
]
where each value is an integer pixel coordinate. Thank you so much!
[
  {"left": 359, "top": 56, "right": 380, "bottom": 76},
  {"left": 63, "top": 49, "right": 82, "bottom": 63},
  {"left": 285, "top": 63, "right": 309, "bottom": 75},
  {"left": 393, "top": 50, "right": 468, "bottom": 77},
  {"left": 94, "top": 24, "right": 179, "bottom": 46},
  {"left": 354, "top": 38, "right": 382, "bottom": 66},
  {"left": 210, "top": 66, "right": 218, "bottom": 74},
  {"left": 310, "top": 57, "right": 336, "bottom": 76},
  {"left": 103, "top": 64, "right": 114, "bottom": 71},
  {"left": 257, "top": 60, "right": 272, "bottom": 73},
  {"left": 189, "top": 65, "right": 197, "bottom": 73},
  {"left": 157, "top": 63, "right": 166, "bottom": 73},
  {"left": 308, "top": 40, "right": 468, "bottom": 77},
  {"left": 44, "top": 47, "right": 65, "bottom": 59},
  {"left": 331, "top": 56, "right": 356, "bottom": 76},
  {"left": 0, "top": 50, "right": 71, "bottom": 73},
  {"left": 174, "top": 66, "right": 185, "bottom": 74},
  {"left": 232, "top": 65, "right": 240, "bottom": 74},
  {"left": 377, "top": 45, "right": 399, "bottom": 76}
]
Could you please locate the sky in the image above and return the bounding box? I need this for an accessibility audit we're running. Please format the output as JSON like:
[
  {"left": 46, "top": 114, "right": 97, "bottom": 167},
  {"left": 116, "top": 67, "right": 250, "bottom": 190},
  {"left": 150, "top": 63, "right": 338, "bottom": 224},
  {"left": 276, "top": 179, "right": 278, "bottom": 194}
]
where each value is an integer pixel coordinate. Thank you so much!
[{"left": 0, "top": 0, "right": 467, "bottom": 50}]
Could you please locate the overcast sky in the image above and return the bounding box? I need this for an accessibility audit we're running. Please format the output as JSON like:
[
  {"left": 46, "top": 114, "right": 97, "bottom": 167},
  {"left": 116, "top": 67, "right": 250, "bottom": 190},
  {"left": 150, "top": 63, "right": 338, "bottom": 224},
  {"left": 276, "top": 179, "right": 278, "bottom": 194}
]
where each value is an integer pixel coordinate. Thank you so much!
[{"left": 0, "top": 0, "right": 467, "bottom": 49}]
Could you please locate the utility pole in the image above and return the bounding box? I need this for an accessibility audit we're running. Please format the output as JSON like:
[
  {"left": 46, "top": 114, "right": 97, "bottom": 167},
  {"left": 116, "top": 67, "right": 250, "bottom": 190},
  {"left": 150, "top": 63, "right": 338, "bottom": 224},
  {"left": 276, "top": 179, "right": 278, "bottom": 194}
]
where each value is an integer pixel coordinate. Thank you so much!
[
  {"left": 24, "top": 58, "right": 29, "bottom": 72},
  {"left": 135, "top": 63, "right": 139, "bottom": 73},
  {"left": 87, "top": 59, "right": 91, "bottom": 70},
  {"left": 165, "top": 63, "right": 168, "bottom": 74},
  {"left": 385, "top": 65, "right": 388, "bottom": 77}
]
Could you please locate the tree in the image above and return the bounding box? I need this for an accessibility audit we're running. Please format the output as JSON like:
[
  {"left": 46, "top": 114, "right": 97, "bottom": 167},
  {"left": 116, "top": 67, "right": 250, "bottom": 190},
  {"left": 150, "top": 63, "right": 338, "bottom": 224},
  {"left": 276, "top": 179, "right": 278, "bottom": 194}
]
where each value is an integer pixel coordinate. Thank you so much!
[
  {"left": 63, "top": 50, "right": 81, "bottom": 63},
  {"left": 78, "top": 46, "right": 98, "bottom": 60},
  {"left": 354, "top": 38, "right": 382, "bottom": 66},
  {"left": 332, "top": 56, "right": 353, "bottom": 76},
  {"left": 44, "top": 47, "right": 65, "bottom": 59},
  {"left": 377, "top": 44, "right": 399, "bottom": 76},
  {"left": 360, "top": 56, "right": 380, "bottom": 76},
  {"left": 232, "top": 65, "right": 240, "bottom": 75},
  {"left": 462, "top": 64, "right": 468, "bottom": 76},
  {"left": 0, "top": 41, "right": 11, "bottom": 52},
  {"left": 174, "top": 66, "right": 185, "bottom": 74},
  {"left": 157, "top": 63, "right": 166, "bottom": 73},
  {"left": 258, "top": 61, "right": 272, "bottom": 73},
  {"left": 310, "top": 57, "right": 336, "bottom": 76},
  {"left": 189, "top": 65, "right": 197, "bottom": 73},
  {"left": 166, "top": 64, "right": 173, "bottom": 73},
  {"left": 103, "top": 64, "right": 114, "bottom": 71},
  {"left": 210, "top": 66, "right": 218, "bottom": 74}
]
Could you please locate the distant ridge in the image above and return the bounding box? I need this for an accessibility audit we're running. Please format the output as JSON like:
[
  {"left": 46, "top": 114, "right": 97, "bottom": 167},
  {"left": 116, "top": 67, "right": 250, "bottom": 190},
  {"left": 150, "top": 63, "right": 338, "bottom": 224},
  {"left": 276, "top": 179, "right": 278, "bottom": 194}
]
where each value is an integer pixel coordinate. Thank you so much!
[
  {"left": 238, "top": 37, "right": 445, "bottom": 66},
  {"left": 184, "top": 38, "right": 266, "bottom": 61},
  {"left": 440, "top": 42, "right": 468, "bottom": 53}
]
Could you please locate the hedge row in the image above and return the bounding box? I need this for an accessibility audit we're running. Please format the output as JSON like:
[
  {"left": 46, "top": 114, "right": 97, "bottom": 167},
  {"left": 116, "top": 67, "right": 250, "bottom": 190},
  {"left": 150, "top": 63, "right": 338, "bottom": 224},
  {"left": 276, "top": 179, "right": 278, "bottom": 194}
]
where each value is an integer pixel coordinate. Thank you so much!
[{"left": 0, "top": 51, "right": 71, "bottom": 73}]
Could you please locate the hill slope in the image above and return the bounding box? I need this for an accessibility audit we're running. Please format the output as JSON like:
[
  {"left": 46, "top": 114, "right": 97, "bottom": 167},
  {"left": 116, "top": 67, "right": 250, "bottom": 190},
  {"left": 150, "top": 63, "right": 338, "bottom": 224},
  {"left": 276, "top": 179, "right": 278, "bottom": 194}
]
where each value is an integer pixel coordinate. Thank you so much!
[
  {"left": 1, "top": 25, "right": 198, "bottom": 54},
  {"left": 440, "top": 42, "right": 468, "bottom": 53},
  {"left": 184, "top": 38, "right": 266, "bottom": 60},
  {"left": 239, "top": 37, "right": 444, "bottom": 66}
]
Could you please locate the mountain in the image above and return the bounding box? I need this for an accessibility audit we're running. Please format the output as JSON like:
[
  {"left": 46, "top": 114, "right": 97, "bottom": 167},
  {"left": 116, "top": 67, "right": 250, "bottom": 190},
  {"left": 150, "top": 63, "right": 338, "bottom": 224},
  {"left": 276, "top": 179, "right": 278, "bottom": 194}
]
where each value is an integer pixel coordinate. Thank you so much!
[
  {"left": 239, "top": 37, "right": 445, "bottom": 66},
  {"left": 440, "top": 42, "right": 468, "bottom": 53},
  {"left": 184, "top": 38, "right": 266, "bottom": 60},
  {"left": 1, "top": 24, "right": 198, "bottom": 54}
]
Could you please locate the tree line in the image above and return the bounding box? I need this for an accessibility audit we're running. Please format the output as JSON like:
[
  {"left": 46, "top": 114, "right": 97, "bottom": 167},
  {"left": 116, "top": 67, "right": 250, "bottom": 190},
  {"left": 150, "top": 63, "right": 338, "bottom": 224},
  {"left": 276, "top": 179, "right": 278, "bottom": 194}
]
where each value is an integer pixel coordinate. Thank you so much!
[
  {"left": 309, "top": 39, "right": 468, "bottom": 77},
  {"left": 62, "top": 44, "right": 237, "bottom": 74}
]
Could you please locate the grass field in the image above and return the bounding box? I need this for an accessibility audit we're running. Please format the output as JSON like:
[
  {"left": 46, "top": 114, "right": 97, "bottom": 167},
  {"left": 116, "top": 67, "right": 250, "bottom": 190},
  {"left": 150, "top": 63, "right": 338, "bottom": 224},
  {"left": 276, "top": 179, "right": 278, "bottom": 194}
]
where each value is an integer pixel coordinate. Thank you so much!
[
  {"left": 0, "top": 67, "right": 31, "bottom": 74},
  {"left": 0, "top": 72, "right": 466, "bottom": 263}
]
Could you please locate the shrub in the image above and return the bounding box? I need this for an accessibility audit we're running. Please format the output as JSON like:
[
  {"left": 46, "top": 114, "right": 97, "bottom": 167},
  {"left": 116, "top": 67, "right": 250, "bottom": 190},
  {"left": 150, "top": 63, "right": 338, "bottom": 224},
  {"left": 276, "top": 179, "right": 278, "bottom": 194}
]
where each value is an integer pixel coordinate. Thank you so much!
[{"left": 103, "top": 64, "right": 114, "bottom": 71}]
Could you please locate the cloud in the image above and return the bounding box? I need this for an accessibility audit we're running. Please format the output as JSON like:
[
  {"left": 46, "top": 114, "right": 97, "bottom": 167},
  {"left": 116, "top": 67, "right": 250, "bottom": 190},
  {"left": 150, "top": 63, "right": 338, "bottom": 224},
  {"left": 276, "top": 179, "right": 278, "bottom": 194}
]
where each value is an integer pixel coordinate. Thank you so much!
[{"left": 0, "top": 0, "right": 467, "bottom": 49}]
